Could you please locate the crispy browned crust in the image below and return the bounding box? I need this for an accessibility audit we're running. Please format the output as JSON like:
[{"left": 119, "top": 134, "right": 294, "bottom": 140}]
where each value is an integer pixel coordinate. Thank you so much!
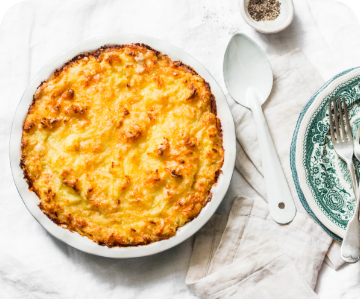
[
  {"left": 20, "top": 43, "right": 224, "bottom": 248},
  {"left": 52, "top": 43, "right": 199, "bottom": 80}
]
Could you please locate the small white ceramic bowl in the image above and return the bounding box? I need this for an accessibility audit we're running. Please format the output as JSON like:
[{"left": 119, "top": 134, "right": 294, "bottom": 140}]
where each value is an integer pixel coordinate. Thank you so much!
[{"left": 239, "top": 0, "right": 294, "bottom": 34}]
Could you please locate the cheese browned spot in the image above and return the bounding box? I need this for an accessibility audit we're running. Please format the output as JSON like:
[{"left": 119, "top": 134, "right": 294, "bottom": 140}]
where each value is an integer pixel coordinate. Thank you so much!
[{"left": 20, "top": 44, "right": 224, "bottom": 247}]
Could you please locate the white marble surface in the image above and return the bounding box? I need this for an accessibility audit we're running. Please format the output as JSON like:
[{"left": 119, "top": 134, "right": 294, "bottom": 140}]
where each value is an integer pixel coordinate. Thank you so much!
[{"left": 0, "top": 0, "right": 360, "bottom": 299}]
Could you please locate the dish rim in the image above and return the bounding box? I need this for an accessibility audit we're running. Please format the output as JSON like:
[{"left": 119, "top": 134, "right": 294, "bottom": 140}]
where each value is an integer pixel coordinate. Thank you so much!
[{"left": 9, "top": 34, "right": 236, "bottom": 258}]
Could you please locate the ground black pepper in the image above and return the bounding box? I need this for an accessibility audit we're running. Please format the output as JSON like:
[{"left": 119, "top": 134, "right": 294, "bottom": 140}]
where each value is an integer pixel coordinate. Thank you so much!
[{"left": 248, "top": 0, "right": 281, "bottom": 22}]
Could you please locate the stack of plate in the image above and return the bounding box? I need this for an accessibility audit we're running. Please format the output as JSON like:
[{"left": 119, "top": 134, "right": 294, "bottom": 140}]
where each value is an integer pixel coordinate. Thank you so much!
[{"left": 291, "top": 67, "right": 360, "bottom": 242}]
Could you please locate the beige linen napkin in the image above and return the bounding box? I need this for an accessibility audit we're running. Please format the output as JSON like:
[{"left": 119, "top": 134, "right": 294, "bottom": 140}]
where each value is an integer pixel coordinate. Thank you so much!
[
  {"left": 186, "top": 197, "right": 330, "bottom": 298},
  {"left": 185, "top": 49, "right": 342, "bottom": 297},
  {"left": 231, "top": 48, "right": 344, "bottom": 270}
]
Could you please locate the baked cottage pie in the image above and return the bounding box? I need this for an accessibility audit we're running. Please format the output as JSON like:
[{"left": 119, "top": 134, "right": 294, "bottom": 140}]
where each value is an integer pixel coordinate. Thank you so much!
[{"left": 21, "top": 44, "right": 224, "bottom": 247}]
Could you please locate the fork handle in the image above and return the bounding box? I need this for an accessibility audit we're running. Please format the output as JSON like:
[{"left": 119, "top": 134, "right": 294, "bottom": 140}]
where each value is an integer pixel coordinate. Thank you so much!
[
  {"left": 341, "top": 161, "right": 360, "bottom": 263},
  {"left": 347, "top": 162, "right": 358, "bottom": 205},
  {"left": 249, "top": 92, "right": 296, "bottom": 224}
]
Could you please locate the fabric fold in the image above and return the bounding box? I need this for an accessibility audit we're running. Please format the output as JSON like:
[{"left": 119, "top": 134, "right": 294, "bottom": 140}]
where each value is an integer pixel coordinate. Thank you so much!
[{"left": 186, "top": 197, "right": 327, "bottom": 298}]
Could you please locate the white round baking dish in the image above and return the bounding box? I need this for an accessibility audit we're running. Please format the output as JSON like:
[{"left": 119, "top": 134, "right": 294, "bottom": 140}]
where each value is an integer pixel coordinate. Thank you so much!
[{"left": 9, "top": 35, "right": 236, "bottom": 258}]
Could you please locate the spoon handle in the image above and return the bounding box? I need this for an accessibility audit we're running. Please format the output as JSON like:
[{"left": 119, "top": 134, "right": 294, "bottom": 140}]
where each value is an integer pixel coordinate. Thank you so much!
[
  {"left": 341, "top": 126, "right": 360, "bottom": 263},
  {"left": 249, "top": 96, "right": 297, "bottom": 224}
]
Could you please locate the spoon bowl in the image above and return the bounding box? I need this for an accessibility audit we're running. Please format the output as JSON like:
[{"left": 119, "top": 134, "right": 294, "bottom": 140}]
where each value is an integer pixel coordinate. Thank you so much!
[{"left": 224, "top": 33, "right": 273, "bottom": 107}]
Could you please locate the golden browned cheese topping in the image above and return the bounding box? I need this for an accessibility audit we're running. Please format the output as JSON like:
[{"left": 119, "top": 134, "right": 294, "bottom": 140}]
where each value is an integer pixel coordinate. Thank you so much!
[{"left": 21, "top": 44, "right": 224, "bottom": 247}]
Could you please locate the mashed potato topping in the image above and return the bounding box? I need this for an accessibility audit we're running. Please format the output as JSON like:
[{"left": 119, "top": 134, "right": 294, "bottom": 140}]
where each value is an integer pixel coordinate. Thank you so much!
[{"left": 21, "top": 44, "right": 224, "bottom": 247}]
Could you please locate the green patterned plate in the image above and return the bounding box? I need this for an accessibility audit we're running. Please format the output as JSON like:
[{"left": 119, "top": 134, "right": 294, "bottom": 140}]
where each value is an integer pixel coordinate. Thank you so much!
[{"left": 291, "top": 67, "right": 360, "bottom": 241}]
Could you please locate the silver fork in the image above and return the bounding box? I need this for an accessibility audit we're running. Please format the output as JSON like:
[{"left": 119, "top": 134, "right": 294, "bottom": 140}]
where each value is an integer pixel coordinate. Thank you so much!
[{"left": 328, "top": 96, "right": 360, "bottom": 263}]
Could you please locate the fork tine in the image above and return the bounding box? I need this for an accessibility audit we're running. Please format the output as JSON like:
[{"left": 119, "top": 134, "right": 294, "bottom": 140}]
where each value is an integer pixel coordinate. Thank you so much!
[
  {"left": 329, "top": 98, "right": 336, "bottom": 145},
  {"left": 343, "top": 97, "right": 353, "bottom": 141},
  {"left": 333, "top": 96, "right": 340, "bottom": 141},
  {"left": 338, "top": 96, "right": 347, "bottom": 141}
]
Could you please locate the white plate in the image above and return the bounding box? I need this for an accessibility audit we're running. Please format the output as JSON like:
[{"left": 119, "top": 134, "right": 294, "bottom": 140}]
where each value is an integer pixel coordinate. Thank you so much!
[{"left": 10, "top": 35, "right": 236, "bottom": 258}]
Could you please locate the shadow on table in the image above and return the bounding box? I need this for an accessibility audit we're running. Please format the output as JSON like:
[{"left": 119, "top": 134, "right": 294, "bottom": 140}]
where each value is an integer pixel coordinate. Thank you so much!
[
  {"left": 50, "top": 234, "right": 194, "bottom": 289},
  {"left": 254, "top": 14, "right": 306, "bottom": 56}
]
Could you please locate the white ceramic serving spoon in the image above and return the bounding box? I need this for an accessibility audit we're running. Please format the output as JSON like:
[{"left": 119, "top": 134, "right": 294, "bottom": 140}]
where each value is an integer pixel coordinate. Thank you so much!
[{"left": 223, "top": 33, "right": 296, "bottom": 224}]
